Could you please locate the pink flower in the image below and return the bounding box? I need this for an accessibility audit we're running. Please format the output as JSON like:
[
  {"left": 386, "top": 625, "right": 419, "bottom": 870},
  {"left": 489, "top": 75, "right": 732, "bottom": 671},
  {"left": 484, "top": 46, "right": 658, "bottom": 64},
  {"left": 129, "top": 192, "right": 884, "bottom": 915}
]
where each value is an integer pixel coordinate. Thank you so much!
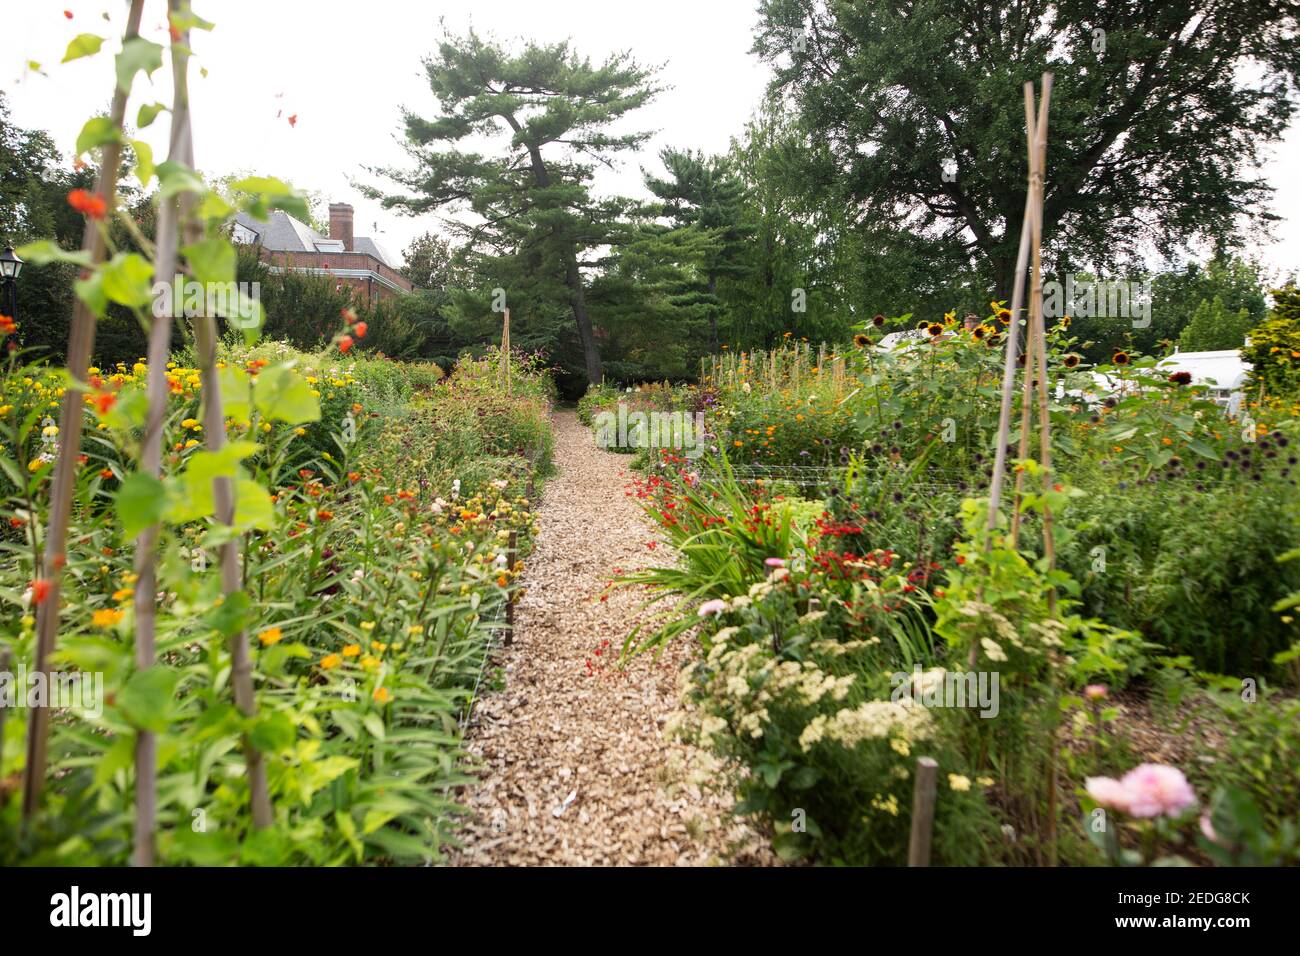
[
  {"left": 764, "top": 557, "right": 786, "bottom": 567},
  {"left": 1199, "top": 811, "right": 1225, "bottom": 846},
  {"left": 1120, "top": 764, "right": 1196, "bottom": 818},
  {"left": 698, "top": 599, "right": 727, "bottom": 617},
  {"left": 1084, "top": 684, "right": 1108, "bottom": 700},
  {"left": 1086, "top": 776, "right": 1132, "bottom": 814}
]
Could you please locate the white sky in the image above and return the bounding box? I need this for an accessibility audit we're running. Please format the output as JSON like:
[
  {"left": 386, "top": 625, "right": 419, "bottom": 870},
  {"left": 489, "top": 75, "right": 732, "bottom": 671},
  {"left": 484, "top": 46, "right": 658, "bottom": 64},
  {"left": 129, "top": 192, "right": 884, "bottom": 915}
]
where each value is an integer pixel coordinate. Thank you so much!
[{"left": 5, "top": 0, "right": 1299, "bottom": 279}]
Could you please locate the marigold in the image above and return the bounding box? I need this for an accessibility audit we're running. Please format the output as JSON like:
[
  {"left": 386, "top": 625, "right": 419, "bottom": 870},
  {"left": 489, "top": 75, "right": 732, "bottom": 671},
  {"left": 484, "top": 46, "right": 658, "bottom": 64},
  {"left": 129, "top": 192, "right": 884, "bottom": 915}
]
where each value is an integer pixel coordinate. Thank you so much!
[
  {"left": 342, "top": 643, "right": 361, "bottom": 657},
  {"left": 320, "top": 653, "right": 341, "bottom": 670},
  {"left": 258, "top": 627, "right": 283, "bottom": 646},
  {"left": 93, "top": 608, "right": 124, "bottom": 628}
]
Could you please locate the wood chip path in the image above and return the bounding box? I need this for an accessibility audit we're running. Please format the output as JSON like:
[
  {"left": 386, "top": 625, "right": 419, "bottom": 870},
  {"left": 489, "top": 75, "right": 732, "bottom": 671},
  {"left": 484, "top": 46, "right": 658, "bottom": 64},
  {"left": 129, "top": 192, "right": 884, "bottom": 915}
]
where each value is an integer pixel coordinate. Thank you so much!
[{"left": 447, "top": 410, "right": 773, "bottom": 866}]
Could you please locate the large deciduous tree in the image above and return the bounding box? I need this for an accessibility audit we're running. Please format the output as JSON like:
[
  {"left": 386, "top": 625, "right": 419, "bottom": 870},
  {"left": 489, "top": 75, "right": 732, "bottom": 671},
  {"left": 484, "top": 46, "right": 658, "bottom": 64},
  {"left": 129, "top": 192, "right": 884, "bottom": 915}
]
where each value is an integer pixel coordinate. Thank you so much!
[
  {"left": 753, "top": 0, "right": 1300, "bottom": 298},
  {"left": 367, "top": 28, "right": 661, "bottom": 385}
]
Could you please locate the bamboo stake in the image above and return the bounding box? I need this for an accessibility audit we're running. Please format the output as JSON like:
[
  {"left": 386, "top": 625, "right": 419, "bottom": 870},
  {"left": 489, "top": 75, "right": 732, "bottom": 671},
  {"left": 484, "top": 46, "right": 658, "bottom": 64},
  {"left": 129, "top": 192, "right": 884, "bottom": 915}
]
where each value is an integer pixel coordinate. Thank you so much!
[
  {"left": 177, "top": 50, "right": 272, "bottom": 831},
  {"left": 1027, "top": 76, "right": 1058, "bottom": 615},
  {"left": 24, "top": 0, "right": 147, "bottom": 822},
  {"left": 131, "top": 0, "right": 191, "bottom": 866}
]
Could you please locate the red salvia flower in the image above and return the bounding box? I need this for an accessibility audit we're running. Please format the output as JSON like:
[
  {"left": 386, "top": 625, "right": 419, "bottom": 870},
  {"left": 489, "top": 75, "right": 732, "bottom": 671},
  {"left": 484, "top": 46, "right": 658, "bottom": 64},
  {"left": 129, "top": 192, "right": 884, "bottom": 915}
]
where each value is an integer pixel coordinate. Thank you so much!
[{"left": 67, "top": 189, "right": 108, "bottom": 219}]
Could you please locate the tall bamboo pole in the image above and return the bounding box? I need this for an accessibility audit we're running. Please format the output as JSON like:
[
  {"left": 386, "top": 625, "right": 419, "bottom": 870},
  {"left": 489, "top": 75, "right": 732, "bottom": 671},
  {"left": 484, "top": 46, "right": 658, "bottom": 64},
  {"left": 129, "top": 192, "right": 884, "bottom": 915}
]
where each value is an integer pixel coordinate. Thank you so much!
[
  {"left": 24, "top": 0, "right": 148, "bottom": 822},
  {"left": 174, "top": 19, "right": 272, "bottom": 829},
  {"left": 1026, "top": 76, "right": 1057, "bottom": 613},
  {"left": 131, "top": 0, "right": 192, "bottom": 865}
]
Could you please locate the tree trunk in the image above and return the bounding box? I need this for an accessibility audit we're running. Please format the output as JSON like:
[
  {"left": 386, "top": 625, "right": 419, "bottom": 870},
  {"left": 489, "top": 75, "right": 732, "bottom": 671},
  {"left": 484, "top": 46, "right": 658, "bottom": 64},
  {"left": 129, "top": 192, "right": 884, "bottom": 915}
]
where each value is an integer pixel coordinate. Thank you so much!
[
  {"left": 707, "top": 274, "right": 720, "bottom": 352},
  {"left": 566, "top": 250, "right": 603, "bottom": 385}
]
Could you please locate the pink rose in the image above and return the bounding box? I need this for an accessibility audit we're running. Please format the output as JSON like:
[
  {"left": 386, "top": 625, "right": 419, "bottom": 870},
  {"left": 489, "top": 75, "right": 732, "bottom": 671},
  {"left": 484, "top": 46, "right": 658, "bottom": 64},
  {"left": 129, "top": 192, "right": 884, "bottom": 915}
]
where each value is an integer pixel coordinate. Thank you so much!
[
  {"left": 1084, "top": 684, "right": 1108, "bottom": 700},
  {"left": 1086, "top": 776, "right": 1131, "bottom": 814},
  {"left": 1120, "top": 764, "right": 1196, "bottom": 818}
]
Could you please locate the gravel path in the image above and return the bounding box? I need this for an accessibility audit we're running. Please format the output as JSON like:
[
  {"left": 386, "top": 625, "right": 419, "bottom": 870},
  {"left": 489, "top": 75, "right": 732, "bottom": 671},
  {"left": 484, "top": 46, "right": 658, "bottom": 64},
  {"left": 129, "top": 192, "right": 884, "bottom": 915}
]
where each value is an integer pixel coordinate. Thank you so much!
[{"left": 448, "top": 410, "right": 773, "bottom": 866}]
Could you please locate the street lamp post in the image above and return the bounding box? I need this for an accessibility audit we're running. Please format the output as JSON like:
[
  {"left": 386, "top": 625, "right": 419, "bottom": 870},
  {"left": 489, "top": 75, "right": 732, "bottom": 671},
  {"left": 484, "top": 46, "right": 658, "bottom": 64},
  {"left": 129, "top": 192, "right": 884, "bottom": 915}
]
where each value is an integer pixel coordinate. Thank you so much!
[{"left": 0, "top": 246, "right": 22, "bottom": 333}]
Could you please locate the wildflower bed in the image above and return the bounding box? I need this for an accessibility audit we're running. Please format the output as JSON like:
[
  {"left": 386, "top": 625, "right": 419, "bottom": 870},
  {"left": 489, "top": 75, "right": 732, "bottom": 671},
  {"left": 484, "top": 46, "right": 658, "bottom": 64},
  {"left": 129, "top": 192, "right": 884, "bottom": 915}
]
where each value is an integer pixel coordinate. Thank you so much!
[
  {"left": 589, "top": 307, "right": 1300, "bottom": 866},
  {"left": 1, "top": 347, "right": 552, "bottom": 865}
]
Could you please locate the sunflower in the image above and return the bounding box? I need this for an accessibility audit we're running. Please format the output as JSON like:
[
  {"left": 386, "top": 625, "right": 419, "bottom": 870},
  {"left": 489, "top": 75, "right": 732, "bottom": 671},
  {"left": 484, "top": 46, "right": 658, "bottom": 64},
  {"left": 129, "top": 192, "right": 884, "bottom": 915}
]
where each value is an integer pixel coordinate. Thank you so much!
[
  {"left": 853, "top": 333, "right": 871, "bottom": 349},
  {"left": 1168, "top": 370, "right": 1192, "bottom": 385},
  {"left": 872, "top": 314, "right": 886, "bottom": 327},
  {"left": 1112, "top": 351, "right": 1131, "bottom": 366},
  {"left": 927, "top": 323, "right": 944, "bottom": 337},
  {"left": 1062, "top": 353, "right": 1081, "bottom": 368},
  {"left": 1060, "top": 314, "right": 1072, "bottom": 329},
  {"left": 972, "top": 325, "right": 987, "bottom": 340},
  {"left": 995, "top": 308, "right": 1012, "bottom": 325},
  {"left": 985, "top": 332, "right": 1002, "bottom": 347}
]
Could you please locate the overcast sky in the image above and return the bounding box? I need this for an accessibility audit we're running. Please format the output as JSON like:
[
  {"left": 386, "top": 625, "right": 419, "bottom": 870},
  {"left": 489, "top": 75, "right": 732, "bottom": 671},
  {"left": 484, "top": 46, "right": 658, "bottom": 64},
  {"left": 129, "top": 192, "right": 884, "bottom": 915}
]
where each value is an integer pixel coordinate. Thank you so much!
[{"left": 6, "top": 0, "right": 1299, "bottom": 281}]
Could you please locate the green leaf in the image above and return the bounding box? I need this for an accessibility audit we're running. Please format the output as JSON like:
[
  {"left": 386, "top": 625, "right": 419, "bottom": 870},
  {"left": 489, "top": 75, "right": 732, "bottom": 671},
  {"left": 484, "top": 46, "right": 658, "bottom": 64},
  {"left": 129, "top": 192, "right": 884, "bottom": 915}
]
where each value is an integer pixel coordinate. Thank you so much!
[
  {"left": 75, "top": 116, "right": 119, "bottom": 157},
  {"left": 137, "top": 102, "right": 168, "bottom": 128},
  {"left": 362, "top": 713, "right": 386, "bottom": 740},
  {"left": 93, "top": 735, "right": 135, "bottom": 788},
  {"left": 130, "top": 139, "right": 155, "bottom": 187},
  {"left": 233, "top": 477, "right": 275, "bottom": 531},
  {"left": 219, "top": 365, "right": 252, "bottom": 420},
  {"left": 249, "top": 711, "right": 296, "bottom": 754},
  {"left": 100, "top": 252, "right": 155, "bottom": 308},
  {"left": 117, "top": 666, "right": 181, "bottom": 733},
  {"left": 74, "top": 271, "right": 108, "bottom": 317},
  {"left": 14, "top": 240, "right": 92, "bottom": 268},
  {"left": 115, "top": 37, "right": 164, "bottom": 93},
  {"left": 254, "top": 365, "right": 320, "bottom": 424},
  {"left": 181, "top": 237, "right": 235, "bottom": 285},
  {"left": 156, "top": 161, "right": 206, "bottom": 200},
  {"left": 205, "top": 591, "right": 252, "bottom": 638},
  {"left": 115, "top": 472, "right": 167, "bottom": 538},
  {"left": 62, "top": 34, "right": 105, "bottom": 63},
  {"left": 169, "top": 9, "right": 216, "bottom": 32}
]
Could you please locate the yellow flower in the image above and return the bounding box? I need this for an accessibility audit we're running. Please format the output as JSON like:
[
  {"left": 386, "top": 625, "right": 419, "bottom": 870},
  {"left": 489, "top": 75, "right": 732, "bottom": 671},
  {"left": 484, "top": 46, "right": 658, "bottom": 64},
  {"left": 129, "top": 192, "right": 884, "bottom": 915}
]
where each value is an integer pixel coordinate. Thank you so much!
[
  {"left": 294, "top": 427, "right": 306, "bottom": 436},
  {"left": 373, "top": 687, "right": 392, "bottom": 704},
  {"left": 360, "top": 655, "right": 380, "bottom": 672},
  {"left": 407, "top": 625, "right": 424, "bottom": 636},
  {"left": 977, "top": 776, "right": 995, "bottom": 787},
  {"left": 342, "top": 643, "right": 361, "bottom": 657},
  {"left": 370, "top": 641, "right": 388, "bottom": 652},
  {"left": 112, "top": 587, "right": 133, "bottom": 602},
  {"left": 890, "top": 737, "right": 911, "bottom": 757},
  {"left": 948, "top": 774, "right": 972, "bottom": 792},
  {"left": 320, "top": 653, "right": 341, "bottom": 670},
  {"left": 258, "top": 627, "right": 283, "bottom": 646},
  {"left": 359, "top": 621, "right": 376, "bottom": 632},
  {"left": 260, "top": 422, "right": 272, "bottom": 433},
  {"left": 92, "top": 608, "right": 124, "bottom": 628}
]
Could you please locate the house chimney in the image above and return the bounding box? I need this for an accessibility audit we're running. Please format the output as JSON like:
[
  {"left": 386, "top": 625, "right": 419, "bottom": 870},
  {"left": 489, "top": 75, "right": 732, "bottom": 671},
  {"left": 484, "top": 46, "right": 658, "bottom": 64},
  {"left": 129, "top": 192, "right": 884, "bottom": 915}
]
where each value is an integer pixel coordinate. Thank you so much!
[{"left": 328, "top": 202, "right": 354, "bottom": 251}]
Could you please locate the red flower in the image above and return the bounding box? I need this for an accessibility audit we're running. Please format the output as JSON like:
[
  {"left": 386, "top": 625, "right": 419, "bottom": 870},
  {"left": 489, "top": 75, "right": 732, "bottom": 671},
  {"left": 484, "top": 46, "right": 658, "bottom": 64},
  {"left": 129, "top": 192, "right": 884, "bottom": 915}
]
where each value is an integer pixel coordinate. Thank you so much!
[
  {"left": 67, "top": 189, "right": 108, "bottom": 219},
  {"left": 287, "top": 114, "right": 298, "bottom": 127},
  {"left": 99, "top": 468, "right": 114, "bottom": 479},
  {"left": 1168, "top": 371, "right": 1193, "bottom": 386},
  {"left": 92, "top": 391, "right": 117, "bottom": 415},
  {"left": 338, "top": 335, "right": 354, "bottom": 354},
  {"left": 353, "top": 321, "right": 368, "bottom": 339},
  {"left": 31, "top": 578, "right": 52, "bottom": 604},
  {"left": 64, "top": 10, "right": 73, "bottom": 18}
]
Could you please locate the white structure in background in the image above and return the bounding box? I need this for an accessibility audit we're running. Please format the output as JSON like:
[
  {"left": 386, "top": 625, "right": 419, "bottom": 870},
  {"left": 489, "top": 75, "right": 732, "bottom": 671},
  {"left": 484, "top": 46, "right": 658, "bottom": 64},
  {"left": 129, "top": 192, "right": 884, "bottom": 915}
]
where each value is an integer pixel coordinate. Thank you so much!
[{"left": 1155, "top": 348, "right": 1251, "bottom": 417}]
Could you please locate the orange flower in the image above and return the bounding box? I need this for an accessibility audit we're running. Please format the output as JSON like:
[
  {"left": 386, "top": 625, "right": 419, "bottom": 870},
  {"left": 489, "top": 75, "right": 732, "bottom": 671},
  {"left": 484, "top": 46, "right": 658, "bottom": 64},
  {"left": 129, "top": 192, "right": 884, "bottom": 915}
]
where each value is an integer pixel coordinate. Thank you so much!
[
  {"left": 67, "top": 188, "right": 108, "bottom": 219},
  {"left": 373, "top": 687, "right": 392, "bottom": 704},
  {"left": 0, "top": 314, "right": 16, "bottom": 336},
  {"left": 258, "top": 627, "right": 283, "bottom": 646},
  {"left": 353, "top": 321, "right": 368, "bottom": 339},
  {"left": 342, "top": 644, "right": 361, "bottom": 657},
  {"left": 338, "top": 335, "right": 354, "bottom": 354},
  {"left": 316, "top": 509, "right": 334, "bottom": 521},
  {"left": 92, "top": 391, "right": 117, "bottom": 415},
  {"left": 31, "top": 578, "right": 52, "bottom": 604},
  {"left": 320, "top": 653, "right": 341, "bottom": 670}
]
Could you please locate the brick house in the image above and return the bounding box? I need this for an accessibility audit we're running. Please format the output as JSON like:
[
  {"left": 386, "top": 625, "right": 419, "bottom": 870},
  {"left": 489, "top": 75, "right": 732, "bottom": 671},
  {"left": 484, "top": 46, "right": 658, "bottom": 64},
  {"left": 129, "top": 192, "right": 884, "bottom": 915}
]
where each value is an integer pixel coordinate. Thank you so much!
[{"left": 232, "top": 202, "right": 413, "bottom": 304}]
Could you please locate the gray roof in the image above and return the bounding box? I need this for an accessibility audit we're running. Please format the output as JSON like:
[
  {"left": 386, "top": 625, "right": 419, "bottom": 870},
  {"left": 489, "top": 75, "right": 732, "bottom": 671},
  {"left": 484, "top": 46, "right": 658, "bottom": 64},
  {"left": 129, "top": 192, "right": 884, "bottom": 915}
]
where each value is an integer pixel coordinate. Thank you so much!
[{"left": 233, "top": 209, "right": 400, "bottom": 269}]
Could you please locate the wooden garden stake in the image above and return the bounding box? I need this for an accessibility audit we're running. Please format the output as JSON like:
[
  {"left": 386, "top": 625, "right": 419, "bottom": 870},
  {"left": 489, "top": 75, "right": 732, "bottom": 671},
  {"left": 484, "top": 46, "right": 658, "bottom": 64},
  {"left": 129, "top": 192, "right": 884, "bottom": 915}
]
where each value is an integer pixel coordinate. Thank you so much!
[
  {"left": 504, "top": 529, "right": 518, "bottom": 646},
  {"left": 908, "top": 756, "right": 939, "bottom": 866},
  {"left": 24, "top": 0, "right": 147, "bottom": 822},
  {"left": 130, "top": 0, "right": 192, "bottom": 865}
]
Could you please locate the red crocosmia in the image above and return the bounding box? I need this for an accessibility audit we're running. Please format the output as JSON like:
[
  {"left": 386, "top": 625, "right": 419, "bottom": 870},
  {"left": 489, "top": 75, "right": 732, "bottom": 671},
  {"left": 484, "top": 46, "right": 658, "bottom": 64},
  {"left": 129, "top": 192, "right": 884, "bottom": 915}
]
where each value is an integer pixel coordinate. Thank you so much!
[
  {"left": 67, "top": 189, "right": 108, "bottom": 220},
  {"left": 31, "top": 578, "right": 52, "bottom": 604},
  {"left": 353, "top": 321, "right": 368, "bottom": 339},
  {"left": 91, "top": 391, "right": 117, "bottom": 415},
  {"left": 338, "top": 335, "right": 354, "bottom": 354}
]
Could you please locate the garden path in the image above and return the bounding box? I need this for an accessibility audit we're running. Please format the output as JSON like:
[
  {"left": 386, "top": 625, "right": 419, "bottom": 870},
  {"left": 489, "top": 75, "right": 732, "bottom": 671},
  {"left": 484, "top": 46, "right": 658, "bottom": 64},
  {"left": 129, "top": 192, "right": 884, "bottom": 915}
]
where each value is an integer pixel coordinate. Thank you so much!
[{"left": 447, "top": 410, "right": 772, "bottom": 865}]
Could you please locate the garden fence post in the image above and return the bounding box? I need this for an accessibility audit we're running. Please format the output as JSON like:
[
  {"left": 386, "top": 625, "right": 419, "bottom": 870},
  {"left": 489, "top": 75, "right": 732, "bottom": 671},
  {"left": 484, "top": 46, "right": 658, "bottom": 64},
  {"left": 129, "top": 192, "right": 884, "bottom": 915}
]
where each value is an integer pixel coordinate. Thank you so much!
[
  {"left": 908, "top": 756, "right": 939, "bottom": 866},
  {"left": 23, "top": 0, "right": 147, "bottom": 823}
]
